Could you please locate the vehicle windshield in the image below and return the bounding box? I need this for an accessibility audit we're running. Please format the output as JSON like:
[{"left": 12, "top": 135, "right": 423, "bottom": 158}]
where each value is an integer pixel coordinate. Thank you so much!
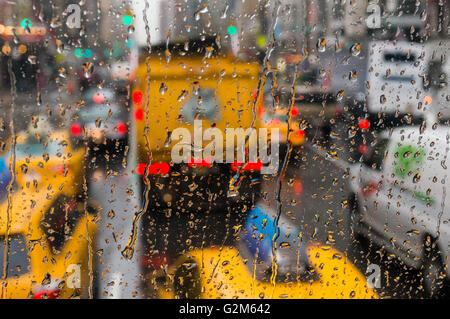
[
  {"left": 15, "top": 140, "right": 65, "bottom": 158},
  {"left": 78, "top": 105, "right": 124, "bottom": 122}
]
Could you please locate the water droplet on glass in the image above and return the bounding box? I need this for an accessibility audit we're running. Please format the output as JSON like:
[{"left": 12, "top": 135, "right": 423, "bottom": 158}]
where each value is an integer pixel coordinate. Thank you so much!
[
  {"left": 192, "top": 81, "right": 200, "bottom": 95},
  {"left": 82, "top": 62, "right": 94, "bottom": 78},
  {"left": 350, "top": 43, "right": 361, "bottom": 56},
  {"left": 20, "top": 164, "right": 28, "bottom": 174},
  {"left": 58, "top": 67, "right": 66, "bottom": 78},
  {"left": 28, "top": 55, "right": 37, "bottom": 64},
  {"left": 317, "top": 37, "right": 326, "bottom": 52},
  {"left": 177, "top": 90, "right": 188, "bottom": 102},
  {"left": 164, "top": 132, "right": 172, "bottom": 147},
  {"left": 159, "top": 83, "right": 167, "bottom": 95},
  {"left": 221, "top": 5, "right": 229, "bottom": 18}
]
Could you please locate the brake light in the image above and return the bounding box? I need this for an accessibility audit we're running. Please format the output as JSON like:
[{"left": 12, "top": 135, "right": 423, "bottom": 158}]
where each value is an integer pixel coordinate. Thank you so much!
[
  {"left": 134, "top": 108, "right": 144, "bottom": 121},
  {"left": 290, "top": 106, "right": 299, "bottom": 117},
  {"left": 358, "top": 119, "right": 370, "bottom": 130},
  {"left": 292, "top": 129, "right": 305, "bottom": 139},
  {"left": 70, "top": 123, "right": 82, "bottom": 136},
  {"left": 133, "top": 90, "right": 143, "bottom": 106},
  {"left": 149, "top": 163, "right": 170, "bottom": 174},
  {"left": 231, "top": 160, "right": 263, "bottom": 171},
  {"left": 33, "top": 289, "right": 60, "bottom": 299},
  {"left": 116, "top": 122, "right": 127, "bottom": 135},
  {"left": 136, "top": 163, "right": 146, "bottom": 175},
  {"left": 136, "top": 163, "right": 170, "bottom": 175}
]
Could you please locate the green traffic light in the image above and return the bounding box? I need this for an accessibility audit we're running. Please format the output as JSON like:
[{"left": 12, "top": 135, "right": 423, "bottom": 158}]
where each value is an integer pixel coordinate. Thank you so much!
[
  {"left": 74, "top": 48, "right": 84, "bottom": 58},
  {"left": 84, "top": 49, "right": 93, "bottom": 58},
  {"left": 122, "top": 15, "right": 133, "bottom": 26},
  {"left": 74, "top": 48, "right": 92, "bottom": 58},
  {"left": 227, "top": 25, "right": 237, "bottom": 36}
]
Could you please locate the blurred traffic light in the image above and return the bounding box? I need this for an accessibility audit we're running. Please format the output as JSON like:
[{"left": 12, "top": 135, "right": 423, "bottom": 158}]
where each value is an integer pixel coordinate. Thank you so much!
[
  {"left": 227, "top": 25, "right": 237, "bottom": 36},
  {"left": 122, "top": 15, "right": 133, "bottom": 26}
]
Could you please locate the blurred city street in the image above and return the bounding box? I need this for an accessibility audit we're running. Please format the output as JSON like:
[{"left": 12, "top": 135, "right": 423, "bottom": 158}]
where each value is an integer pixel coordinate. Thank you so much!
[{"left": 0, "top": 0, "right": 449, "bottom": 301}]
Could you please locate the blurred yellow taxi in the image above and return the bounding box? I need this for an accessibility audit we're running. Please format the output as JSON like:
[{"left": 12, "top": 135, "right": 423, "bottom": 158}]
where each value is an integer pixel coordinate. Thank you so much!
[
  {"left": 158, "top": 242, "right": 378, "bottom": 299},
  {"left": 0, "top": 130, "right": 96, "bottom": 299},
  {"left": 14, "top": 131, "right": 84, "bottom": 191},
  {"left": 133, "top": 40, "right": 261, "bottom": 168}
]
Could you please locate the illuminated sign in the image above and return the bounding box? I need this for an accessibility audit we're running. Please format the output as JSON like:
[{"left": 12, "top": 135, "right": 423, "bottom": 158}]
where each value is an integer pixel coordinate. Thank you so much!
[{"left": 0, "top": 24, "right": 46, "bottom": 36}]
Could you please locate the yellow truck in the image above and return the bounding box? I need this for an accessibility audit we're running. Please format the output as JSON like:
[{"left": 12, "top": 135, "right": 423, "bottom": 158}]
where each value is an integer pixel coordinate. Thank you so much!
[
  {"left": 133, "top": 42, "right": 261, "bottom": 165},
  {"left": 132, "top": 38, "right": 309, "bottom": 285},
  {"left": 132, "top": 39, "right": 274, "bottom": 274}
]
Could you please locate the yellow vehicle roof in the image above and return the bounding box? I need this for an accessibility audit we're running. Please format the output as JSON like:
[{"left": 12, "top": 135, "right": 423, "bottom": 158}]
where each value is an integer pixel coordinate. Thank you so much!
[
  {"left": 161, "top": 243, "right": 379, "bottom": 299},
  {"left": 0, "top": 129, "right": 82, "bottom": 235}
]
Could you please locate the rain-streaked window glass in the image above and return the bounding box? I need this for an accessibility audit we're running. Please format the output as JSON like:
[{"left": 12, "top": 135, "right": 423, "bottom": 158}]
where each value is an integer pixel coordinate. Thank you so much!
[{"left": 0, "top": 0, "right": 448, "bottom": 301}]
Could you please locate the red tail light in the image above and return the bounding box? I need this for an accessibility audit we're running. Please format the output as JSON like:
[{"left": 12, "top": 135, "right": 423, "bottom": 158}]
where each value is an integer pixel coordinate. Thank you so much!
[
  {"left": 32, "top": 289, "right": 60, "bottom": 299},
  {"left": 358, "top": 119, "right": 370, "bottom": 130},
  {"left": 133, "top": 91, "right": 143, "bottom": 106},
  {"left": 116, "top": 122, "right": 127, "bottom": 135},
  {"left": 70, "top": 123, "right": 82, "bottom": 136},
  {"left": 134, "top": 108, "right": 144, "bottom": 121},
  {"left": 231, "top": 160, "right": 263, "bottom": 171},
  {"left": 136, "top": 163, "right": 146, "bottom": 175},
  {"left": 148, "top": 163, "right": 170, "bottom": 174},
  {"left": 292, "top": 129, "right": 305, "bottom": 139},
  {"left": 136, "top": 163, "right": 170, "bottom": 175}
]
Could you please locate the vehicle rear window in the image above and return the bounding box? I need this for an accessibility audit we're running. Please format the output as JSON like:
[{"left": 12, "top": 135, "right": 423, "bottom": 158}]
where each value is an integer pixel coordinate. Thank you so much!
[
  {"left": 363, "top": 138, "right": 390, "bottom": 170},
  {"left": 384, "top": 53, "right": 416, "bottom": 63},
  {"left": 15, "top": 141, "right": 65, "bottom": 158},
  {"left": 0, "top": 234, "right": 30, "bottom": 278}
]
